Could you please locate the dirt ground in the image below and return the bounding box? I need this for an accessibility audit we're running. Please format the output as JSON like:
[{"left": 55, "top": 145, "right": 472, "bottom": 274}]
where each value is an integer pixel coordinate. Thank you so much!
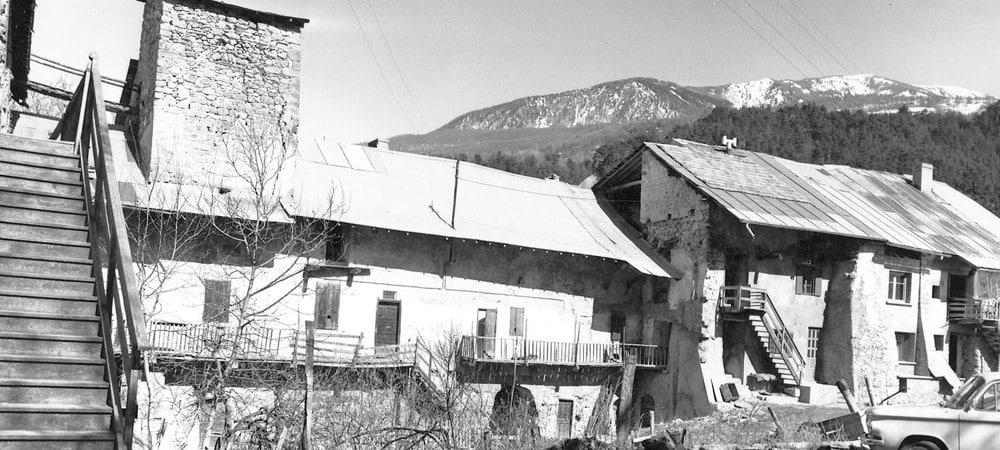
[{"left": 666, "top": 400, "right": 851, "bottom": 447}]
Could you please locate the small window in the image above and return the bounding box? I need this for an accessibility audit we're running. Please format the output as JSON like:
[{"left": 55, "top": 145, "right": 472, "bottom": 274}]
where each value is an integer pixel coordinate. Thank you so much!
[
  {"left": 896, "top": 332, "right": 916, "bottom": 363},
  {"left": 203, "top": 279, "right": 231, "bottom": 323},
  {"left": 509, "top": 307, "right": 525, "bottom": 337},
  {"left": 610, "top": 312, "right": 626, "bottom": 343},
  {"left": 974, "top": 383, "right": 1000, "bottom": 412},
  {"left": 934, "top": 335, "right": 945, "bottom": 352},
  {"left": 652, "top": 278, "right": 670, "bottom": 303},
  {"left": 381, "top": 290, "right": 396, "bottom": 301},
  {"left": 795, "top": 265, "right": 821, "bottom": 296},
  {"left": 931, "top": 285, "right": 941, "bottom": 299},
  {"left": 888, "top": 271, "right": 912, "bottom": 303},
  {"left": 807, "top": 327, "right": 821, "bottom": 360}
]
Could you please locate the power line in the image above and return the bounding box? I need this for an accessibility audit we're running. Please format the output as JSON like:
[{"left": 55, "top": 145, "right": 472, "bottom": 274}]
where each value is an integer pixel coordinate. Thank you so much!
[
  {"left": 365, "top": 0, "right": 431, "bottom": 130},
  {"left": 719, "top": 0, "right": 809, "bottom": 78},
  {"left": 771, "top": 0, "right": 851, "bottom": 74},
  {"left": 344, "top": 0, "right": 417, "bottom": 130},
  {"left": 786, "top": 0, "right": 864, "bottom": 73},
  {"left": 738, "top": 0, "right": 826, "bottom": 76}
]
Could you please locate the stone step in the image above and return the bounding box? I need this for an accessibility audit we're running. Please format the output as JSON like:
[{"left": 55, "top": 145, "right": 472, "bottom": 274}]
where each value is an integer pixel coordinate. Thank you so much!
[
  {"left": 0, "top": 203, "right": 87, "bottom": 227},
  {"left": 0, "top": 271, "right": 95, "bottom": 296},
  {"left": 0, "top": 332, "right": 103, "bottom": 358},
  {"left": 0, "top": 161, "right": 83, "bottom": 185},
  {"left": 0, "top": 172, "right": 84, "bottom": 197},
  {"left": 0, "top": 290, "right": 98, "bottom": 316},
  {"left": 0, "top": 310, "right": 100, "bottom": 336},
  {"left": 0, "top": 253, "right": 93, "bottom": 278},
  {"left": 0, "top": 403, "right": 111, "bottom": 433},
  {"left": 0, "top": 146, "right": 80, "bottom": 170},
  {"left": 0, "top": 134, "right": 76, "bottom": 157},
  {"left": 0, "top": 219, "right": 89, "bottom": 242},
  {"left": 0, "top": 354, "right": 105, "bottom": 381},
  {"left": 0, "top": 186, "right": 85, "bottom": 210},
  {"left": 0, "top": 379, "right": 109, "bottom": 406},
  {"left": 0, "top": 237, "right": 91, "bottom": 260}
]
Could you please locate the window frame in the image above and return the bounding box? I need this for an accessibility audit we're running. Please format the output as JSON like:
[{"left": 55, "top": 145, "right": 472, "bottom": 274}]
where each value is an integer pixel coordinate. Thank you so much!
[
  {"left": 973, "top": 383, "right": 1000, "bottom": 412},
  {"left": 795, "top": 265, "right": 821, "bottom": 296},
  {"left": 895, "top": 331, "right": 916, "bottom": 363},
  {"left": 887, "top": 271, "right": 912, "bottom": 304},
  {"left": 806, "top": 327, "right": 821, "bottom": 361}
]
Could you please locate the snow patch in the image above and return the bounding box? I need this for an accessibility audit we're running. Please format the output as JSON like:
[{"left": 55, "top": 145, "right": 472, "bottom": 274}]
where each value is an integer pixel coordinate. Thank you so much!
[
  {"left": 919, "top": 85, "right": 989, "bottom": 99},
  {"left": 722, "top": 78, "right": 779, "bottom": 108}
]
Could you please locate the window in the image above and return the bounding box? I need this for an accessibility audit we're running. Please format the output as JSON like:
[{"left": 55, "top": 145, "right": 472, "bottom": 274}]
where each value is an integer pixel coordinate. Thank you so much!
[
  {"left": 931, "top": 285, "right": 941, "bottom": 299},
  {"left": 203, "top": 279, "right": 231, "bottom": 323},
  {"left": 314, "top": 282, "right": 341, "bottom": 330},
  {"left": 795, "top": 265, "right": 821, "bottom": 296},
  {"left": 896, "top": 332, "right": 916, "bottom": 363},
  {"left": 934, "top": 335, "right": 945, "bottom": 352},
  {"left": 610, "top": 312, "right": 626, "bottom": 343},
  {"left": 652, "top": 278, "right": 670, "bottom": 303},
  {"left": 888, "top": 271, "right": 912, "bottom": 303},
  {"left": 974, "top": 383, "right": 1000, "bottom": 412},
  {"left": 509, "top": 307, "right": 525, "bottom": 336},
  {"left": 381, "top": 290, "right": 396, "bottom": 301},
  {"left": 807, "top": 327, "right": 821, "bottom": 361}
]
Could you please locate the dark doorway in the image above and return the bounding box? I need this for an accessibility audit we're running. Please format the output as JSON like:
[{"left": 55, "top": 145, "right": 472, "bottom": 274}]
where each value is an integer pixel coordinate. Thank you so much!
[
  {"left": 557, "top": 399, "right": 574, "bottom": 439},
  {"left": 639, "top": 395, "right": 655, "bottom": 428},
  {"left": 477, "top": 309, "right": 497, "bottom": 358},
  {"left": 724, "top": 254, "right": 749, "bottom": 286},
  {"left": 374, "top": 301, "right": 400, "bottom": 347},
  {"left": 492, "top": 385, "right": 539, "bottom": 437},
  {"left": 949, "top": 274, "right": 969, "bottom": 299},
  {"left": 949, "top": 332, "right": 959, "bottom": 373}
]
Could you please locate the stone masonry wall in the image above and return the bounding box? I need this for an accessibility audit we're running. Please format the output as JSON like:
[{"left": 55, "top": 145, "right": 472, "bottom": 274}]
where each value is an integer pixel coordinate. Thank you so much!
[
  {"left": 137, "top": 0, "right": 303, "bottom": 185},
  {"left": 0, "top": 0, "right": 11, "bottom": 132}
]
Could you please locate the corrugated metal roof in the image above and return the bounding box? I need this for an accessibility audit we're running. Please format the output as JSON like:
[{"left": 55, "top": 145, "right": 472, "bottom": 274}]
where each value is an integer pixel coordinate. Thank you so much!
[
  {"left": 648, "top": 139, "right": 1000, "bottom": 269},
  {"left": 285, "top": 144, "right": 682, "bottom": 278}
]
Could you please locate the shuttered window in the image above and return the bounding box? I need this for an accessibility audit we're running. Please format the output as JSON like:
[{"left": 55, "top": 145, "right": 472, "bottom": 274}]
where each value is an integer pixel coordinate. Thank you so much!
[
  {"left": 203, "top": 279, "right": 231, "bottom": 323},
  {"left": 315, "top": 282, "right": 341, "bottom": 330},
  {"left": 795, "top": 265, "right": 821, "bottom": 296},
  {"left": 509, "top": 307, "right": 525, "bottom": 336}
]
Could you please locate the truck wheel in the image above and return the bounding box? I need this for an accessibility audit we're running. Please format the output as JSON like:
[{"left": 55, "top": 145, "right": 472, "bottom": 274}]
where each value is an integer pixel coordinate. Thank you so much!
[{"left": 902, "top": 441, "right": 942, "bottom": 450}]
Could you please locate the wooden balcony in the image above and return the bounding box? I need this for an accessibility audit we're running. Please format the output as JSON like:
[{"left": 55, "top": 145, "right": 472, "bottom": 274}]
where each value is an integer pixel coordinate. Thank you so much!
[
  {"left": 718, "top": 285, "right": 768, "bottom": 314},
  {"left": 458, "top": 336, "right": 668, "bottom": 368},
  {"left": 146, "top": 321, "right": 415, "bottom": 368},
  {"left": 948, "top": 298, "right": 1000, "bottom": 325}
]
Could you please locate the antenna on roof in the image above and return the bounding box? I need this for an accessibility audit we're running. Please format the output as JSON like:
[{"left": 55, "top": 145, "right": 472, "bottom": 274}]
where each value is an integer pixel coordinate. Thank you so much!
[{"left": 722, "top": 135, "right": 737, "bottom": 150}]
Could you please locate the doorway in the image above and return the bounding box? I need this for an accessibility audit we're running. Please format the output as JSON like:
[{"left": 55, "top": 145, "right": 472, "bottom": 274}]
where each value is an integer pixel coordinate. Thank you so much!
[
  {"left": 477, "top": 308, "right": 497, "bottom": 358},
  {"left": 557, "top": 399, "right": 573, "bottom": 439},
  {"left": 374, "top": 301, "right": 400, "bottom": 347}
]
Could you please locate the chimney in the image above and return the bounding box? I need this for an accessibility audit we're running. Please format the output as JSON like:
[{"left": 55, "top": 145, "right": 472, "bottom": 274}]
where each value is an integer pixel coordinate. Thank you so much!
[
  {"left": 721, "top": 135, "right": 737, "bottom": 150},
  {"left": 914, "top": 162, "right": 934, "bottom": 192},
  {"left": 367, "top": 138, "right": 390, "bottom": 150}
]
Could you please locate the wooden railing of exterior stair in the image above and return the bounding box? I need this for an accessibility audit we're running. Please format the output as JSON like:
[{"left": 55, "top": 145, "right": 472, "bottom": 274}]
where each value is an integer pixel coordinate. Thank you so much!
[
  {"left": 948, "top": 297, "right": 1000, "bottom": 324},
  {"left": 719, "top": 286, "right": 807, "bottom": 386},
  {"left": 413, "top": 337, "right": 451, "bottom": 397},
  {"left": 50, "top": 54, "right": 148, "bottom": 448}
]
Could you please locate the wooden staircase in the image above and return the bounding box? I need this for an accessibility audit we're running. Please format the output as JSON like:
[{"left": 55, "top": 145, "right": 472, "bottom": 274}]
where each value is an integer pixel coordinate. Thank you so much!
[
  {"left": 0, "top": 55, "right": 147, "bottom": 448},
  {"left": 720, "top": 286, "right": 806, "bottom": 387}
]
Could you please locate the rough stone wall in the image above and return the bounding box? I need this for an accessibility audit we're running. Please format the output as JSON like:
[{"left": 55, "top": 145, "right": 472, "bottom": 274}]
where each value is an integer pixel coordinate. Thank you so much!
[
  {"left": 847, "top": 244, "right": 899, "bottom": 396},
  {"left": 137, "top": 0, "right": 303, "bottom": 185},
  {"left": 818, "top": 257, "right": 856, "bottom": 386},
  {"left": 0, "top": 0, "right": 11, "bottom": 133}
]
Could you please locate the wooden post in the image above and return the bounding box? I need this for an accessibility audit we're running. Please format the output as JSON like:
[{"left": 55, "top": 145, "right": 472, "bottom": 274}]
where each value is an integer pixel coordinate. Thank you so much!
[
  {"left": 616, "top": 353, "right": 637, "bottom": 444},
  {"left": 864, "top": 377, "right": 876, "bottom": 407},
  {"left": 302, "top": 321, "right": 315, "bottom": 450},
  {"left": 836, "top": 379, "right": 860, "bottom": 413},
  {"left": 766, "top": 405, "right": 785, "bottom": 440}
]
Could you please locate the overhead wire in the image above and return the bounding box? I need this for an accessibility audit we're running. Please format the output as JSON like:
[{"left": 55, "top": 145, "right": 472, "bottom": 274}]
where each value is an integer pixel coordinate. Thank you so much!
[
  {"left": 365, "top": 0, "right": 431, "bottom": 130},
  {"left": 738, "top": 0, "right": 826, "bottom": 76},
  {"left": 771, "top": 0, "right": 851, "bottom": 75},
  {"left": 344, "top": 0, "right": 417, "bottom": 130},
  {"left": 718, "top": 0, "right": 809, "bottom": 78},
  {"left": 786, "top": 0, "right": 864, "bottom": 73}
]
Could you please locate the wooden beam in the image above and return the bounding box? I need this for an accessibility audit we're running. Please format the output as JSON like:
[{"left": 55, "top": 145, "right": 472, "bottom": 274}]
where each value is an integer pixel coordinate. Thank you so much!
[
  {"left": 607, "top": 180, "right": 642, "bottom": 192},
  {"left": 304, "top": 263, "right": 371, "bottom": 279},
  {"left": 20, "top": 79, "right": 135, "bottom": 115}
]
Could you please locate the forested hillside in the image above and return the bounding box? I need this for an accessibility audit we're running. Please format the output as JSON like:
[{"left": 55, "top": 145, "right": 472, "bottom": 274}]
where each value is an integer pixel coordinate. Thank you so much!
[{"left": 593, "top": 103, "right": 1000, "bottom": 214}]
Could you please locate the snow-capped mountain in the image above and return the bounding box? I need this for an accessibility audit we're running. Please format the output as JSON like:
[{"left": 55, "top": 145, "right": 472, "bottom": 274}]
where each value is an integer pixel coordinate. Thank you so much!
[{"left": 439, "top": 75, "right": 995, "bottom": 131}]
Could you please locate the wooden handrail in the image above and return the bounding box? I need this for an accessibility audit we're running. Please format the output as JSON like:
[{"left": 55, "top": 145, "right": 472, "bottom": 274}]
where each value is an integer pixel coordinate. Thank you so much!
[
  {"left": 52, "top": 53, "right": 147, "bottom": 448},
  {"left": 458, "top": 336, "right": 668, "bottom": 367}
]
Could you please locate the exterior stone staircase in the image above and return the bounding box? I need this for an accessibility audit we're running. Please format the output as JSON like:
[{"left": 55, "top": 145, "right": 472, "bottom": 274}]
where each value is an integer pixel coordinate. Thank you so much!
[
  {"left": 0, "top": 133, "right": 118, "bottom": 448},
  {"left": 719, "top": 286, "right": 806, "bottom": 387},
  {"left": 748, "top": 315, "right": 798, "bottom": 386}
]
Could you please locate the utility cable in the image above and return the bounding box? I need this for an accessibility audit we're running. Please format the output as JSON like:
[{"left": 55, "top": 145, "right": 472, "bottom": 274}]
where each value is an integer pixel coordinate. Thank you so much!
[
  {"left": 365, "top": 0, "right": 431, "bottom": 130},
  {"left": 719, "top": 0, "right": 809, "bottom": 78},
  {"left": 344, "top": 0, "right": 417, "bottom": 129},
  {"left": 771, "top": 0, "right": 852, "bottom": 75},
  {"left": 786, "top": 0, "right": 864, "bottom": 73},
  {"left": 739, "top": 0, "right": 826, "bottom": 76}
]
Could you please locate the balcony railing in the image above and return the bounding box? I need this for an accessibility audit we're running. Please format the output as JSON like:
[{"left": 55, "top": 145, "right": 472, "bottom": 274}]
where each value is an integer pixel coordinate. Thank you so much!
[
  {"left": 718, "top": 285, "right": 767, "bottom": 314},
  {"left": 948, "top": 298, "right": 1000, "bottom": 324},
  {"left": 458, "top": 336, "right": 668, "bottom": 368},
  {"left": 146, "top": 321, "right": 415, "bottom": 367}
]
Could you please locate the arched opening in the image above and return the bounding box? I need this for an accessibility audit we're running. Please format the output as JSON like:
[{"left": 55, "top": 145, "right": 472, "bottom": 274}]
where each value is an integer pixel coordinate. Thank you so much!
[
  {"left": 639, "top": 394, "right": 655, "bottom": 428},
  {"left": 491, "top": 384, "right": 538, "bottom": 436}
]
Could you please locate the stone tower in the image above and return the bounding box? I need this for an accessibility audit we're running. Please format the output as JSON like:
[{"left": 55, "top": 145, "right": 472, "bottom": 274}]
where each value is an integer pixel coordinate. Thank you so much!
[{"left": 135, "top": 0, "right": 307, "bottom": 186}]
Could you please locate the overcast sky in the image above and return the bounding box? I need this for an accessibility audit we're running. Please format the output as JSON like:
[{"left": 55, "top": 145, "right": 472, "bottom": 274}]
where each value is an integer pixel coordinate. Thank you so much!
[{"left": 30, "top": 0, "right": 1000, "bottom": 143}]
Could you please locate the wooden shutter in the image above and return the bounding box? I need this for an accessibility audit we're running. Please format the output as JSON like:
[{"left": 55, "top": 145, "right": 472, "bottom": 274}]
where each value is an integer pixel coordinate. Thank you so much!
[
  {"left": 374, "top": 302, "right": 401, "bottom": 346},
  {"left": 203, "top": 279, "right": 231, "bottom": 323},
  {"left": 315, "top": 282, "right": 341, "bottom": 330},
  {"left": 509, "top": 307, "right": 524, "bottom": 336}
]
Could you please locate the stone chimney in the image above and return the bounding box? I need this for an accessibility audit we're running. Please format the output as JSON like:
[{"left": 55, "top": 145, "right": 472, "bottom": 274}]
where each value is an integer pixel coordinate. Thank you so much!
[
  {"left": 914, "top": 162, "right": 934, "bottom": 192},
  {"left": 135, "top": 0, "right": 308, "bottom": 184}
]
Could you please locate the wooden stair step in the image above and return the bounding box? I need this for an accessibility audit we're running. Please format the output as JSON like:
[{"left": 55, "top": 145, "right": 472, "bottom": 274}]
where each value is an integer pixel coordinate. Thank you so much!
[
  {"left": 0, "top": 378, "right": 107, "bottom": 388},
  {"left": 0, "top": 310, "right": 99, "bottom": 322},
  {"left": 0, "top": 354, "right": 104, "bottom": 365},
  {"left": 0, "top": 185, "right": 84, "bottom": 201},
  {"left": 0, "top": 331, "right": 101, "bottom": 343},
  {"left": 0, "top": 144, "right": 79, "bottom": 169},
  {"left": 0, "top": 168, "right": 82, "bottom": 186},
  {"left": 0, "top": 430, "right": 115, "bottom": 441},
  {"left": 0, "top": 217, "right": 88, "bottom": 232},
  {"left": 0, "top": 134, "right": 75, "bottom": 156},
  {"left": 0, "top": 289, "right": 97, "bottom": 302},
  {"left": 0, "top": 354, "right": 105, "bottom": 380},
  {"left": 0, "top": 402, "right": 109, "bottom": 413},
  {"left": 0, "top": 201, "right": 86, "bottom": 217},
  {"left": 0, "top": 270, "right": 94, "bottom": 283}
]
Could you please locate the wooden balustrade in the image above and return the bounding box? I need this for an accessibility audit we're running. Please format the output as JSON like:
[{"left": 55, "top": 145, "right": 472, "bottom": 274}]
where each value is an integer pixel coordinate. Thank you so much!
[
  {"left": 458, "top": 336, "right": 668, "bottom": 368},
  {"left": 948, "top": 297, "right": 1000, "bottom": 324}
]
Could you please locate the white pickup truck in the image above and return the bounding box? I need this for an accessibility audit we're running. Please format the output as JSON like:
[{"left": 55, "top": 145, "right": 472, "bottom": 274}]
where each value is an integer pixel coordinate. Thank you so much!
[{"left": 865, "top": 372, "right": 1000, "bottom": 450}]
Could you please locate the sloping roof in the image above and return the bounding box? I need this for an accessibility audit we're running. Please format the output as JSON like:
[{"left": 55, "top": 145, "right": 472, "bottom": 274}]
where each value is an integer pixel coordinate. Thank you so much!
[
  {"left": 646, "top": 139, "right": 1000, "bottom": 269},
  {"left": 285, "top": 139, "right": 682, "bottom": 278}
]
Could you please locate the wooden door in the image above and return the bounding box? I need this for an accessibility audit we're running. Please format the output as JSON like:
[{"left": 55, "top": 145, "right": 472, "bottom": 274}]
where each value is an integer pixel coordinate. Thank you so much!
[
  {"left": 314, "top": 282, "right": 340, "bottom": 330},
  {"left": 477, "top": 309, "right": 497, "bottom": 358},
  {"left": 374, "top": 301, "right": 400, "bottom": 347},
  {"left": 557, "top": 400, "right": 573, "bottom": 439}
]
